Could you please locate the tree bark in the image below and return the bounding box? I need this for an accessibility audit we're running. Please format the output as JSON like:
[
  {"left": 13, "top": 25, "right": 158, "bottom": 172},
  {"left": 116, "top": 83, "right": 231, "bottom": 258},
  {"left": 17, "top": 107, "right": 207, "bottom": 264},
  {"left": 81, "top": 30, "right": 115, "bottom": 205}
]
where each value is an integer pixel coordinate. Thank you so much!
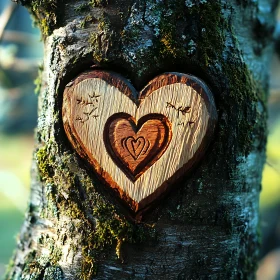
[{"left": 5, "top": 0, "right": 279, "bottom": 279}]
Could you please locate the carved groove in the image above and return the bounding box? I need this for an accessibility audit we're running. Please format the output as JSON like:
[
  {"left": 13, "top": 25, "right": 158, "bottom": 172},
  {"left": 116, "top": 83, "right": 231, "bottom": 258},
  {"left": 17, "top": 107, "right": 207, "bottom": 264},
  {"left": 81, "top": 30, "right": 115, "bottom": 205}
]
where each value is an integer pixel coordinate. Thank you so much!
[
  {"left": 62, "top": 70, "right": 218, "bottom": 213},
  {"left": 104, "top": 113, "right": 172, "bottom": 182}
]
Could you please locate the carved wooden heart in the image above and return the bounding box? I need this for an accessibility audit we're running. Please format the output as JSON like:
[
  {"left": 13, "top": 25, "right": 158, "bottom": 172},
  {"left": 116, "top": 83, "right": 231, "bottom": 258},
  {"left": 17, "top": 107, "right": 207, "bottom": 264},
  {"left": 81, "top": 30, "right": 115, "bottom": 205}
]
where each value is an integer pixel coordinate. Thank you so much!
[
  {"left": 104, "top": 113, "right": 172, "bottom": 181},
  {"left": 63, "top": 71, "right": 217, "bottom": 213}
]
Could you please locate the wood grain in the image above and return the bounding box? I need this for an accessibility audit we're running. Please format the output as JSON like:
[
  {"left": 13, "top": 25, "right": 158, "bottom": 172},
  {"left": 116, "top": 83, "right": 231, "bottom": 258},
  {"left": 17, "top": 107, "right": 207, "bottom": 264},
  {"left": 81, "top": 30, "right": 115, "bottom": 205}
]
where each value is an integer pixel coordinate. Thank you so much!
[
  {"left": 104, "top": 113, "right": 172, "bottom": 181},
  {"left": 62, "top": 71, "right": 217, "bottom": 213}
]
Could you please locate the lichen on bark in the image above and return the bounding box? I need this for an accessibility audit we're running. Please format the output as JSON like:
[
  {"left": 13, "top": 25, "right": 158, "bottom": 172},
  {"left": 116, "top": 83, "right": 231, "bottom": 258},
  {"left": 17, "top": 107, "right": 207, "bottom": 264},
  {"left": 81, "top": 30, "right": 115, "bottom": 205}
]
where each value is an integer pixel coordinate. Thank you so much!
[{"left": 5, "top": 0, "right": 279, "bottom": 279}]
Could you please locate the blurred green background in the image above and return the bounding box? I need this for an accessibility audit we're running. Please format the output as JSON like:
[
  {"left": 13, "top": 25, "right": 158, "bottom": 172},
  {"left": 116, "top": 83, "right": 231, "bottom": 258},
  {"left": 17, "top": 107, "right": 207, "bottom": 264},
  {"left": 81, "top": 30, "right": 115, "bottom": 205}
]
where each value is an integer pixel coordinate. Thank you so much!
[
  {"left": 0, "top": 1, "right": 280, "bottom": 279},
  {"left": 0, "top": 0, "right": 42, "bottom": 277}
]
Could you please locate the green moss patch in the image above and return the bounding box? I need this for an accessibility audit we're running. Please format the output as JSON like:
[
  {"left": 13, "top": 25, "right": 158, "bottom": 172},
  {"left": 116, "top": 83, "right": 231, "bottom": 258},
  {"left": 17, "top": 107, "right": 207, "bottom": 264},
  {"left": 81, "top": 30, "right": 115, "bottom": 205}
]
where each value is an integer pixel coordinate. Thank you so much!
[
  {"left": 35, "top": 141, "right": 158, "bottom": 278},
  {"left": 21, "top": 0, "right": 59, "bottom": 36}
]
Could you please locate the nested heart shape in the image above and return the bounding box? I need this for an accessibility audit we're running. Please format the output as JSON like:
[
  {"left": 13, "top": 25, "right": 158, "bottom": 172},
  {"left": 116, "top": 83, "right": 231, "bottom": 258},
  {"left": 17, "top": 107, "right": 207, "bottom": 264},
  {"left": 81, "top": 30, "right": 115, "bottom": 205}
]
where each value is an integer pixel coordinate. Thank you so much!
[
  {"left": 104, "top": 113, "right": 172, "bottom": 181},
  {"left": 126, "top": 136, "right": 145, "bottom": 159},
  {"left": 63, "top": 71, "right": 217, "bottom": 213}
]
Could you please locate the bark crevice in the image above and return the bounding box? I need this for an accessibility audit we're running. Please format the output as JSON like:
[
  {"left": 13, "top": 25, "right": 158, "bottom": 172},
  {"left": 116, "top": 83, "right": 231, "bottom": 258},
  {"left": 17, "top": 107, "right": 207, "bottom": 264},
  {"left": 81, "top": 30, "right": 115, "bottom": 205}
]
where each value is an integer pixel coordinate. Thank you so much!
[{"left": 5, "top": 0, "right": 279, "bottom": 279}]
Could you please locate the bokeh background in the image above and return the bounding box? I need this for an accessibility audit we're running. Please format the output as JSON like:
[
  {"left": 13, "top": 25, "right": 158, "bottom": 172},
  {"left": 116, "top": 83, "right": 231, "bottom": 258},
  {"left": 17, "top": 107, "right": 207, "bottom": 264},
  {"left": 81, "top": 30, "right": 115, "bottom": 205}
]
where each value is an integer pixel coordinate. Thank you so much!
[
  {"left": 0, "top": 1, "right": 42, "bottom": 277},
  {"left": 0, "top": 1, "right": 279, "bottom": 279}
]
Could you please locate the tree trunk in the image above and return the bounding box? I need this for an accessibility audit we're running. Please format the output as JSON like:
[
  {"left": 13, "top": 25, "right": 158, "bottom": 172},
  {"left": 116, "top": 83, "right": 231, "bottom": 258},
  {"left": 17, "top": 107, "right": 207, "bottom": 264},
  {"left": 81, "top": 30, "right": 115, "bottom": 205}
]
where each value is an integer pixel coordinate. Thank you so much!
[{"left": 5, "top": 0, "right": 279, "bottom": 279}]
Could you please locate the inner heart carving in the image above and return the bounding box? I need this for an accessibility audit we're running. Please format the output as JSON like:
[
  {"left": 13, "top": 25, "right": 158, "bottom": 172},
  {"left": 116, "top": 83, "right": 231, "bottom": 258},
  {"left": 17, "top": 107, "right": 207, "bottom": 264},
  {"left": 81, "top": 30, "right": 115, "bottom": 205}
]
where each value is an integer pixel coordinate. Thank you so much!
[
  {"left": 104, "top": 113, "right": 172, "bottom": 181},
  {"left": 126, "top": 136, "right": 145, "bottom": 159},
  {"left": 62, "top": 71, "right": 217, "bottom": 213}
]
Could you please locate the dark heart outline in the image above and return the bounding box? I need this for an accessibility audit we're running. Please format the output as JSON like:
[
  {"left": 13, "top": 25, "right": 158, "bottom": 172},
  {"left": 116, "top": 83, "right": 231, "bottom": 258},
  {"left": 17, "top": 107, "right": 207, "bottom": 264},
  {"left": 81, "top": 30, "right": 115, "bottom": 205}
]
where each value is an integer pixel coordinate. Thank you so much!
[
  {"left": 124, "top": 136, "right": 146, "bottom": 160},
  {"left": 63, "top": 70, "right": 218, "bottom": 214},
  {"left": 104, "top": 113, "right": 172, "bottom": 182}
]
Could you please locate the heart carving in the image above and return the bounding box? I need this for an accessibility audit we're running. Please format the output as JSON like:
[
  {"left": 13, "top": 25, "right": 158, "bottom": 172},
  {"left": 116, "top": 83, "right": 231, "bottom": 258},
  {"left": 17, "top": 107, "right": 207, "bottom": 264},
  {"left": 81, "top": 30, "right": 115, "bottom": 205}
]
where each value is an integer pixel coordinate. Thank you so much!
[
  {"left": 126, "top": 136, "right": 145, "bottom": 160},
  {"left": 104, "top": 113, "right": 172, "bottom": 181},
  {"left": 63, "top": 71, "right": 217, "bottom": 213}
]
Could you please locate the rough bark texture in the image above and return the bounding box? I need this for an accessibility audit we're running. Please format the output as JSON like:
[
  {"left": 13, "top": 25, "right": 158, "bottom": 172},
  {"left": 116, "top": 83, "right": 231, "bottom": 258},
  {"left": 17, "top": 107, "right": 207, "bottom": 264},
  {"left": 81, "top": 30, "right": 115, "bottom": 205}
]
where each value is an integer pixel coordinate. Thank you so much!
[{"left": 5, "top": 0, "right": 279, "bottom": 279}]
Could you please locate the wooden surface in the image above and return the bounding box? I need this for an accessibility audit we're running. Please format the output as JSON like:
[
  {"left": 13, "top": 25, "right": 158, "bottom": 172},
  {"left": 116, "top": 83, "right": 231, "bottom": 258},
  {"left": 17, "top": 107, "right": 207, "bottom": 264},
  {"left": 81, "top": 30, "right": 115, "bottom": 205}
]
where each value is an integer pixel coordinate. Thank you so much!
[
  {"left": 63, "top": 71, "right": 217, "bottom": 213},
  {"left": 104, "top": 113, "right": 172, "bottom": 181}
]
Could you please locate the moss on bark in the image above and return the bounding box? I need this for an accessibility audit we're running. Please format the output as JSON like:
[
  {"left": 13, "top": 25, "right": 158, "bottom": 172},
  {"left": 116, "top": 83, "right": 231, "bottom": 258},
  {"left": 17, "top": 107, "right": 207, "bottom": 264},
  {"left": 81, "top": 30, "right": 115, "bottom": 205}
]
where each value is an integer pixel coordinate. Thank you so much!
[
  {"left": 7, "top": 0, "right": 278, "bottom": 279},
  {"left": 33, "top": 141, "right": 158, "bottom": 278}
]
